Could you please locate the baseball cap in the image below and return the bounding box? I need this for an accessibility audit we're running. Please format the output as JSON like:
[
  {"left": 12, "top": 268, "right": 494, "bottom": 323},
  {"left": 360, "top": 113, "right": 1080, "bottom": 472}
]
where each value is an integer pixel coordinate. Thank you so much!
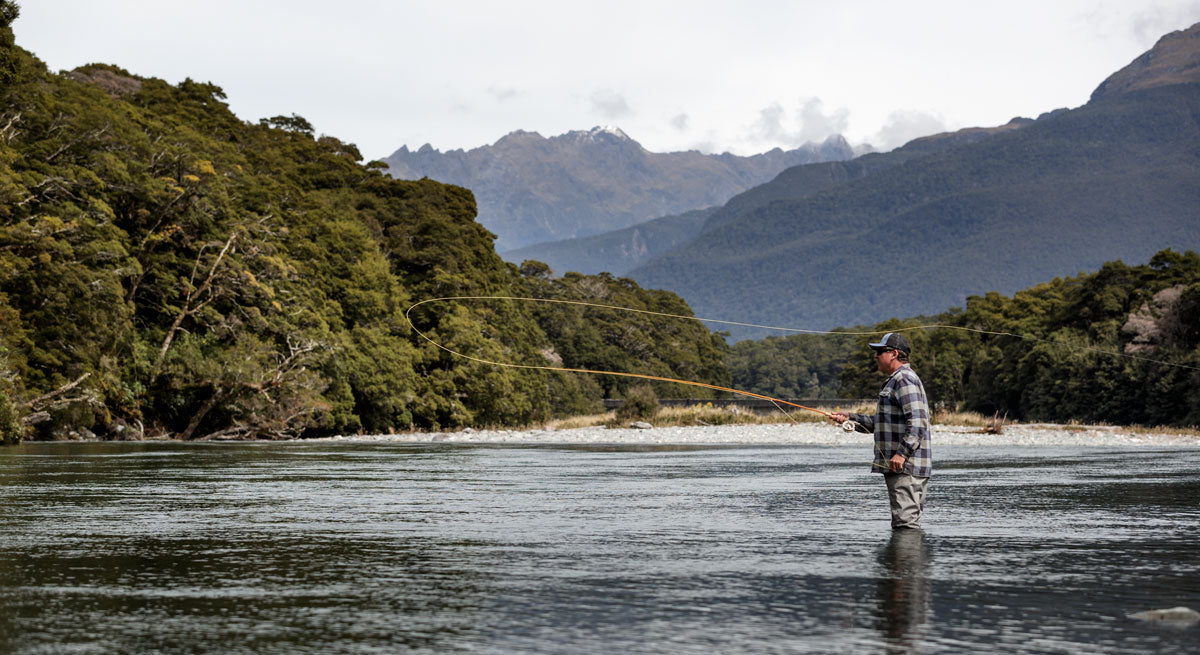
[{"left": 868, "top": 332, "right": 911, "bottom": 355}]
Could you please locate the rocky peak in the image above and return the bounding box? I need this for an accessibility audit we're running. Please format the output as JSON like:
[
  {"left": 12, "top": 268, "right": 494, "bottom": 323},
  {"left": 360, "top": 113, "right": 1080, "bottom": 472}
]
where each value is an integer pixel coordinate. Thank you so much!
[
  {"left": 556, "top": 125, "right": 635, "bottom": 147},
  {"left": 493, "top": 129, "right": 545, "bottom": 147},
  {"left": 1090, "top": 21, "right": 1200, "bottom": 102},
  {"left": 382, "top": 126, "right": 854, "bottom": 250}
]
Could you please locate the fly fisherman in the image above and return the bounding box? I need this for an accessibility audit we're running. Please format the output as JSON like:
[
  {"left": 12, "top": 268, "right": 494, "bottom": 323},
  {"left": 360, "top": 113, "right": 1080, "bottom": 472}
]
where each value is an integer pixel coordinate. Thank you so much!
[{"left": 829, "top": 333, "right": 931, "bottom": 529}]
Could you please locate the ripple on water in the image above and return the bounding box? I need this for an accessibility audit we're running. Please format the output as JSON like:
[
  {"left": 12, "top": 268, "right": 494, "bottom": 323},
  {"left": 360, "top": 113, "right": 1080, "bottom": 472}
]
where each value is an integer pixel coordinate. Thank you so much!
[{"left": 0, "top": 442, "right": 1197, "bottom": 654}]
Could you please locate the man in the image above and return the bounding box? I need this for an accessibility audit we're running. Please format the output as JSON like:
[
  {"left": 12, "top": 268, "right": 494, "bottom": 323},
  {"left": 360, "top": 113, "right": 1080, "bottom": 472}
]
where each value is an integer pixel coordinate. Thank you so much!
[{"left": 830, "top": 333, "right": 931, "bottom": 529}]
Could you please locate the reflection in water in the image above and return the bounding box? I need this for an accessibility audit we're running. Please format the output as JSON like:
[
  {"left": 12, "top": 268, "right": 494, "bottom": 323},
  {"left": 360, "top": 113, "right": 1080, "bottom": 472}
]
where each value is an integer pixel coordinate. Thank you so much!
[
  {"left": 1, "top": 442, "right": 1199, "bottom": 654},
  {"left": 876, "top": 529, "right": 930, "bottom": 652}
]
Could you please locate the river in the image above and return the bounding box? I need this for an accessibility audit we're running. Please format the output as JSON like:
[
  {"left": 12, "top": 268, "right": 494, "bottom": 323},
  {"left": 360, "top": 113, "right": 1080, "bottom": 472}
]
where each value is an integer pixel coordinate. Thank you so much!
[{"left": 1, "top": 441, "right": 1197, "bottom": 653}]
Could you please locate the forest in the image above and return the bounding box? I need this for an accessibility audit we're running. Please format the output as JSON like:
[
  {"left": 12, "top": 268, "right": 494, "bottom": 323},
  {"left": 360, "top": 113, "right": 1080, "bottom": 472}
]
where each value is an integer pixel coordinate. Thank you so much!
[
  {"left": 0, "top": 4, "right": 727, "bottom": 443},
  {"left": 2, "top": 2, "right": 1197, "bottom": 444},
  {"left": 729, "top": 249, "right": 1200, "bottom": 426}
]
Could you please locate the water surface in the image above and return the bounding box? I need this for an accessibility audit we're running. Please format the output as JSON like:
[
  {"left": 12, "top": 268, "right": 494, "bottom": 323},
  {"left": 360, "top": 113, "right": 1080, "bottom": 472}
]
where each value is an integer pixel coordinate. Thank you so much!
[{"left": 1, "top": 442, "right": 1197, "bottom": 653}]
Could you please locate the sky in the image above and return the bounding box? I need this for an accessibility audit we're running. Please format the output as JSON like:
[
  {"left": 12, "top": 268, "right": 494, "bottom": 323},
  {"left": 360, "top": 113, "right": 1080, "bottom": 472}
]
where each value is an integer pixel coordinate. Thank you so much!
[{"left": 14, "top": 1, "right": 1200, "bottom": 160}]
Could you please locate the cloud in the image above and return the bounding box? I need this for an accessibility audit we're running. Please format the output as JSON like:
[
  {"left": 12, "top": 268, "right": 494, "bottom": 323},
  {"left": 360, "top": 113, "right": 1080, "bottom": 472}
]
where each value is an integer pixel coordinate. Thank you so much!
[
  {"left": 870, "top": 109, "right": 949, "bottom": 151},
  {"left": 590, "top": 88, "right": 633, "bottom": 119},
  {"left": 691, "top": 136, "right": 715, "bottom": 153},
  {"left": 486, "top": 85, "right": 520, "bottom": 102},
  {"left": 1129, "top": 1, "right": 1200, "bottom": 43},
  {"left": 670, "top": 112, "right": 689, "bottom": 131},
  {"left": 749, "top": 97, "right": 849, "bottom": 147}
]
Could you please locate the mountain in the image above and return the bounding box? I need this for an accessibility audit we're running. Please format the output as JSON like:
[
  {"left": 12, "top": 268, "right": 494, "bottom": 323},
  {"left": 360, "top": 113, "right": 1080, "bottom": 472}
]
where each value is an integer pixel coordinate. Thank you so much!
[
  {"left": 383, "top": 127, "right": 855, "bottom": 251},
  {"left": 500, "top": 207, "right": 716, "bottom": 276},
  {"left": 628, "top": 22, "right": 1200, "bottom": 339},
  {"left": 1090, "top": 22, "right": 1200, "bottom": 100},
  {"left": 498, "top": 118, "right": 1034, "bottom": 276}
]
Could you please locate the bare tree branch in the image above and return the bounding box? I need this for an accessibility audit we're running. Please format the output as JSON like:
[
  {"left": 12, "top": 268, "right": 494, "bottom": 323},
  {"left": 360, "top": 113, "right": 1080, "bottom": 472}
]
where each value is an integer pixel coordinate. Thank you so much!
[
  {"left": 154, "top": 230, "right": 238, "bottom": 372},
  {"left": 21, "top": 372, "right": 91, "bottom": 410}
]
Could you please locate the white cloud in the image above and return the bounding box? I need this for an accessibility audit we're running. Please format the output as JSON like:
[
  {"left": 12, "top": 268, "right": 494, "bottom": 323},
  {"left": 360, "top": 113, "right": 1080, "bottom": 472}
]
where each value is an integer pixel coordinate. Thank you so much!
[
  {"left": 590, "top": 89, "right": 633, "bottom": 120},
  {"left": 870, "top": 110, "right": 950, "bottom": 152},
  {"left": 486, "top": 86, "right": 521, "bottom": 103},
  {"left": 1129, "top": 0, "right": 1200, "bottom": 43},
  {"left": 749, "top": 98, "right": 850, "bottom": 147},
  {"left": 670, "top": 113, "right": 690, "bottom": 131}
]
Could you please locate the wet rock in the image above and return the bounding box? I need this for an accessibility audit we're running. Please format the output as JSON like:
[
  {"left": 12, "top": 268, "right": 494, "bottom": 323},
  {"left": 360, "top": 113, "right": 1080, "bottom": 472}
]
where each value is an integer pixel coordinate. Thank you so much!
[
  {"left": 630, "top": 421, "right": 653, "bottom": 430},
  {"left": 1128, "top": 606, "right": 1200, "bottom": 625}
]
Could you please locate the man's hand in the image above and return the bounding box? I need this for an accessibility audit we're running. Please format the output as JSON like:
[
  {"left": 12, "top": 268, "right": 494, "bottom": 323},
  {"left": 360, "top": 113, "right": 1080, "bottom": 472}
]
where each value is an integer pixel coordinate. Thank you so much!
[
  {"left": 889, "top": 453, "right": 906, "bottom": 473},
  {"left": 828, "top": 412, "right": 849, "bottom": 426}
]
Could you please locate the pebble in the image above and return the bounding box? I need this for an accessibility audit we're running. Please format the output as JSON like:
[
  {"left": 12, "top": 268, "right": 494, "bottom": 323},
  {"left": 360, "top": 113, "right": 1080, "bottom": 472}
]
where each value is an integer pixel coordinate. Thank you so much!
[
  {"left": 1128, "top": 607, "right": 1200, "bottom": 624},
  {"left": 317, "top": 423, "right": 1200, "bottom": 446}
]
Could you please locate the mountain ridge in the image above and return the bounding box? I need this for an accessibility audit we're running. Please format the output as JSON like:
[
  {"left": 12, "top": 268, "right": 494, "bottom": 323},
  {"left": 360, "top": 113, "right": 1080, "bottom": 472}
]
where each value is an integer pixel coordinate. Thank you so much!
[
  {"left": 384, "top": 127, "right": 855, "bottom": 250},
  {"left": 505, "top": 114, "right": 1041, "bottom": 275},
  {"left": 1091, "top": 22, "right": 1200, "bottom": 101},
  {"left": 500, "top": 207, "right": 717, "bottom": 277},
  {"left": 625, "top": 23, "right": 1200, "bottom": 339}
]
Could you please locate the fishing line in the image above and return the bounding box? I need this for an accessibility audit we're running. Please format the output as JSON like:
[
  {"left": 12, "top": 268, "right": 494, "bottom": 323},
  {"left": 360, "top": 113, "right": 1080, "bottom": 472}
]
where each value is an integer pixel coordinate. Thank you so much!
[
  {"left": 406, "top": 296, "right": 865, "bottom": 431},
  {"left": 404, "top": 294, "right": 1195, "bottom": 471},
  {"left": 405, "top": 296, "right": 942, "bottom": 468},
  {"left": 406, "top": 295, "right": 1200, "bottom": 374}
]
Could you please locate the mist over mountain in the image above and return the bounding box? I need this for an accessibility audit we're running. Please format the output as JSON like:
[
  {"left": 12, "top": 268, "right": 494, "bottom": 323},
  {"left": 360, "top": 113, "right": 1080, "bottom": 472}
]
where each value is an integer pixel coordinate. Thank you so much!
[
  {"left": 627, "top": 22, "right": 1200, "bottom": 339},
  {"left": 383, "top": 127, "right": 854, "bottom": 251}
]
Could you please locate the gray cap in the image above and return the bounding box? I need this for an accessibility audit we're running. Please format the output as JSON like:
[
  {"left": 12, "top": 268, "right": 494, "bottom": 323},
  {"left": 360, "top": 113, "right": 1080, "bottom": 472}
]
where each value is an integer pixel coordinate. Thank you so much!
[{"left": 868, "top": 332, "right": 911, "bottom": 355}]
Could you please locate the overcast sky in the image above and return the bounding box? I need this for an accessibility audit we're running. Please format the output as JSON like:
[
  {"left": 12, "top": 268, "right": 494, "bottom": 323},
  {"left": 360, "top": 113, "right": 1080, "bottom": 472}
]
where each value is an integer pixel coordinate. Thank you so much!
[{"left": 14, "top": 1, "right": 1200, "bottom": 160}]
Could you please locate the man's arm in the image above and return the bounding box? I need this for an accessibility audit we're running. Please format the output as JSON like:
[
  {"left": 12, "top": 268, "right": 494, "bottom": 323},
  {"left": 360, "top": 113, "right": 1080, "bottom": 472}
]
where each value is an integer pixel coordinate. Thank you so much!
[{"left": 828, "top": 411, "right": 873, "bottom": 433}]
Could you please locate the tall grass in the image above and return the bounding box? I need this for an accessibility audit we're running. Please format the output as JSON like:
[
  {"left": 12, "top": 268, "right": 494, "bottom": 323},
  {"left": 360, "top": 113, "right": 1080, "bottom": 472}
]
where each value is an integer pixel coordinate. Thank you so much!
[{"left": 543, "top": 401, "right": 876, "bottom": 430}]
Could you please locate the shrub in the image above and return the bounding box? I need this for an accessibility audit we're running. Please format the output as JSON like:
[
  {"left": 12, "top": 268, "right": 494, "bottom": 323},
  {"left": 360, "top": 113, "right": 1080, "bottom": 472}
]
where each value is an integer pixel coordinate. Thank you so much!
[
  {"left": 615, "top": 384, "right": 659, "bottom": 421},
  {"left": 0, "top": 391, "right": 21, "bottom": 445}
]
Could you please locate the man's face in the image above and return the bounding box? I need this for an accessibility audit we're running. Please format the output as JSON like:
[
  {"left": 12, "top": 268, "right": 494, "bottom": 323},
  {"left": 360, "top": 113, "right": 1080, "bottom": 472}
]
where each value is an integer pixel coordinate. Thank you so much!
[{"left": 873, "top": 348, "right": 896, "bottom": 373}]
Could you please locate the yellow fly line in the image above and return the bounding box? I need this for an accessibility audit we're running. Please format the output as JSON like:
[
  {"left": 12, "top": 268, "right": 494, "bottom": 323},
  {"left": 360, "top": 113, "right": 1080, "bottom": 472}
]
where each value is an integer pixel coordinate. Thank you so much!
[
  {"left": 405, "top": 295, "right": 1200, "bottom": 377},
  {"left": 404, "top": 294, "right": 1198, "bottom": 472},
  {"left": 405, "top": 295, "right": 850, "bottom": 425}
]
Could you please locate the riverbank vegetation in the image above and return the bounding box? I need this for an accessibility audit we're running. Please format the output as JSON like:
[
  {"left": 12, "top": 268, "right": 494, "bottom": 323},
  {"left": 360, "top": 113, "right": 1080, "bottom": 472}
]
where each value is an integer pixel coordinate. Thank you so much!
[
  {"left": 544, "top": 404, "right": 1014, "bottom": 431},
  {"left": 728, "top": 249, "right": 1200, "bottom": 428}
]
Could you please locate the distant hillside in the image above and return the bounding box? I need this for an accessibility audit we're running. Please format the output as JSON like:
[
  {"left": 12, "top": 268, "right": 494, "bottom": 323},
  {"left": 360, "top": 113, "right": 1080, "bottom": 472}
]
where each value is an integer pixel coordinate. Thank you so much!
[
  {"left": 629, "top": 22, "right": 1200, "bottom": 339},
  {"left": 499, "top": 118, "right": 1035, "bottom": 276},
  {"left": 700, "top": 116, "right": 1035, "bottom": 233},
  {"left": 383, "top": 127, "right": 854, "bottom": 251},
  {"left": 500, "top": 207, "right": 715, "bottom": 276}
]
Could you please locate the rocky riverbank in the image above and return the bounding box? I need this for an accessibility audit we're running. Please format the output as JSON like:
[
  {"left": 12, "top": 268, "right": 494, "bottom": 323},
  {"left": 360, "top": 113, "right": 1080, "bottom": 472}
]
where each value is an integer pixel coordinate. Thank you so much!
[{"left": 321, "top": 422, "right": 1200, "bottom": 447}]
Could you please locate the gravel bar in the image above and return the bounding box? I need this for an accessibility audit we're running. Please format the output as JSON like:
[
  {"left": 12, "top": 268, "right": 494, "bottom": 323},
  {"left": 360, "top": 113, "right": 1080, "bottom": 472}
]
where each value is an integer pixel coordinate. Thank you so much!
[{"left": 320, "top": 422, "right": 1200, "bottom": 447}]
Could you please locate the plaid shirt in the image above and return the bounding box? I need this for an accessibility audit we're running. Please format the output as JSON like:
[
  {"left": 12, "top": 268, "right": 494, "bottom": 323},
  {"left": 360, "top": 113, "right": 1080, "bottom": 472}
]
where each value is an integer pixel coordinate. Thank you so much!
[{"left": 850, "top": 364, "right": 932, "bottom": 477}]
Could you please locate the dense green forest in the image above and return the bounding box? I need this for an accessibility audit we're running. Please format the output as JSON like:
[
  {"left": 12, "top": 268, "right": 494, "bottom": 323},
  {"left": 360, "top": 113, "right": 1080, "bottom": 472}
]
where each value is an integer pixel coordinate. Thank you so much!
[
  {"left": 0, "top": 4, "right": 728, "bottom": 443},
  {"left": 729, "top": 249, "right": 1200, "bottom": 426}
]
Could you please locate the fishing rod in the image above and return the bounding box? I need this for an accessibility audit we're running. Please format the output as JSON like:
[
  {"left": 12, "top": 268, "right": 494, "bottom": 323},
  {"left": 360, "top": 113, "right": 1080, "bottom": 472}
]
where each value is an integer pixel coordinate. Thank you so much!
[
  {"left": 404, "top": 294, "right": 1199, "bottom": 446},
  {"left": 406, "top": 294, "right": 1200, "bottom": 372},
  {"left": 405, "top": 296, "right": 865, "bottom": 431}
]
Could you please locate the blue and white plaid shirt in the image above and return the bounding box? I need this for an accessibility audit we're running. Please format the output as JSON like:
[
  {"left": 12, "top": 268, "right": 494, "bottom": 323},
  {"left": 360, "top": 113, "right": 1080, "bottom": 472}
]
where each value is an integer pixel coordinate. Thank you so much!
[{"left": 851, "top": 364, "right": 932, "bottom": 477}]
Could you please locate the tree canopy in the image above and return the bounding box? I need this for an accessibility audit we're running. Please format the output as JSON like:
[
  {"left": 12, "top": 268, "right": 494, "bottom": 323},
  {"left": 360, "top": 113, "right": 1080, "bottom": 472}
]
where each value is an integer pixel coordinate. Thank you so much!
[
  {"left": 730, "top": 249, "right": 1200, "bottom": 426},
  {"left": 0, "top": 18, "right": 730, "bottom": 441}
]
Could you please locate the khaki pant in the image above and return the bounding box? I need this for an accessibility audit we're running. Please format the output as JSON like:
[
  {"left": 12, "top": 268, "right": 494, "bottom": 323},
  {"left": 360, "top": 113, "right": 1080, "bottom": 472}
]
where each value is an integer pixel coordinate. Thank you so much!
[{"left": 884, "top": 473, "right": 929, "bottom": 529}]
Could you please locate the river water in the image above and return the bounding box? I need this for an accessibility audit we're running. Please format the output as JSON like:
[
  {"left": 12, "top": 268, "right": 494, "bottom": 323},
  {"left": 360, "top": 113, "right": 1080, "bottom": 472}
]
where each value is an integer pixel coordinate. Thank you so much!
[{"left": 1, "top": 441, "right": 1197, "bottom": 654}]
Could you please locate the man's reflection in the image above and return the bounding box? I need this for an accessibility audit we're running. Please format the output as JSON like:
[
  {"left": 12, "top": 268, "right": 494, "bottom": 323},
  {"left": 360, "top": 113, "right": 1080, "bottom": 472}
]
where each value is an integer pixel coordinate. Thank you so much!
[{"left": 875, "top": 529, "right": 930, "bottom": 652}]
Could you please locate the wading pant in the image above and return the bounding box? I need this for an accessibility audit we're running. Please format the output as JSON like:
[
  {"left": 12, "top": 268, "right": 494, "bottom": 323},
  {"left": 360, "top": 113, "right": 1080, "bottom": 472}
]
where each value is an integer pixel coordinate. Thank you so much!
[{"left": 884, "top": 473, "right": 929, "bottom": 529}]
